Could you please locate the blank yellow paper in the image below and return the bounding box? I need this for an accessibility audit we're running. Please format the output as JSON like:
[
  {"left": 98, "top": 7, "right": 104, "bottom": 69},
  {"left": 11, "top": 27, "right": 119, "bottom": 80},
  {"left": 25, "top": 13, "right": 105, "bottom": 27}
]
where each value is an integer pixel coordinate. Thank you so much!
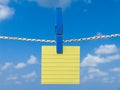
[{"left": 41, "top": 46, "right": 80, "bottom": 84}]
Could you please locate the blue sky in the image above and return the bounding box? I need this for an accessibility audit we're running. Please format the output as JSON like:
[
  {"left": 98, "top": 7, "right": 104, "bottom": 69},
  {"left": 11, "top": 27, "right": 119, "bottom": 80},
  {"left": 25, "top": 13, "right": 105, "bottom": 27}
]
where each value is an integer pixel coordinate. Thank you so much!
[{"left": 0, "top": 0, "right": 120, "bottom": 90}]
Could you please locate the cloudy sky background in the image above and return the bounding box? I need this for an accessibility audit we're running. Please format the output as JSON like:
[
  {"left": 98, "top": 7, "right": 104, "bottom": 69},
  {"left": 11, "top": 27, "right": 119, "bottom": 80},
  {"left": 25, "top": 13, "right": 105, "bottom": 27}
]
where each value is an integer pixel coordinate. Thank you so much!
[{"left": 0, "top": 0, "right": 120, "bottom": 90}]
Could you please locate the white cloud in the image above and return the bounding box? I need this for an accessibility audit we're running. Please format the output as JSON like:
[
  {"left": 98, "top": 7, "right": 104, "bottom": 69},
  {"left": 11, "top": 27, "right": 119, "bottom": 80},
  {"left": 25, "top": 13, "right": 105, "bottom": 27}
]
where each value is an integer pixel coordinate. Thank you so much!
[
  {"left": 81, "top": 44, "right": 120, "bottom": 83},
  {"left": 81, "top": 54, "right": 120, "bottom": 67},
  {"left": 29, "top": 0, "right": 78, "bottom": 8},
  {"left": 95, "top": 44, "right": 118, "bottom": 55},
  {"left": 110, "top": 67, "right": 120, "bottom": 72},
  {"left": 96, "top": 32, "right": 102, "bottom": 36},
  {"left": 15, "top": 81, "right": 21, "bottom": 84},
  {"left": 14, "top": 62, "right": 26, "bottom": 69},
  {"left": 81, "top": 44, "right": 120, "bottom": 67},
  {"left": 0, "top": 5, "right": 14, "bottom": 20},
  {"left": 6, "top": 76, "right": 18, "bottom": 81},
  {"left": 6, "top": 76, "right": 22, "bottom": 84},
  {"left": 22, "top": 71, "right": 37, "bottom": 79},
  {"left": 81, "top": 54, "right": 103, "bottom": 67},
  {"left": 88, "top": 68, "right": 108, "bottom": 76},
  {"left": 27, "top": 55, "right": 38, "bottom": 64},
  {"left": 105, "top": 54, "right": 120, "bottom": 62},
  {"left": 0, "top": 55, "right": 38, "bottom": 84},
  {"left": 0, "top": 0, "right": 14, "bottom": 21},
  {"left": 0, "top": 55, "right": 37, "bottom": 70},
  {"left": 82, "top": 75, "right": 94, "bottom": 82},
  {"left": 28, "top": 0, "right": 93, "bottom": 8},
  {"left": 82, "top": 68, "right": 108, "bottom": 82},
  {"left": 0, "top": 0, "right": 10, "bottom": 5},
  {"left": 1, "top": 62, "right": 13, "bottom": 71},
  {"left": 102, "top": 77, "right": 110, "bottom": 83},
  {"left": 102, "top": 77, "right": 116, "bottom": 83},
  {"left": 83, "top": 0, "right": 92, "bottom": 4},
  {"left": 14, "top": 55, "right": 37, "bottom": 69}
]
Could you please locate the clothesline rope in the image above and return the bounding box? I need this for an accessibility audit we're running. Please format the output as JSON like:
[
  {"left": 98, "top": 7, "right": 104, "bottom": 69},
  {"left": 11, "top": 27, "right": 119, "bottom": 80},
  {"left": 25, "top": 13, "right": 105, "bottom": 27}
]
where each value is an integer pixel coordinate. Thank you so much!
[{"left": 0, "top": 34, "right": 120, "bottom": 43}]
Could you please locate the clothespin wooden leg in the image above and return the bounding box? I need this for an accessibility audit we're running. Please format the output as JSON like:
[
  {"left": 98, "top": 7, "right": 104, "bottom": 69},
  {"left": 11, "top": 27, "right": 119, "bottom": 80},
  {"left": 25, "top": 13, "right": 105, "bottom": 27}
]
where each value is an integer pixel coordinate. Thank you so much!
[{"left": 56, "top": 36, "right": 63, "bottom": 53}]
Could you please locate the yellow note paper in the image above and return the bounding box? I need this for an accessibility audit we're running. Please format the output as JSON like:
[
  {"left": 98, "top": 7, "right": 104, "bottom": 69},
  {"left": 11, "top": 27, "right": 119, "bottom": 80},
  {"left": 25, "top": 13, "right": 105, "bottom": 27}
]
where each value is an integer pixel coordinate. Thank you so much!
[{"left": 41, "top": 46, "right": 80, "bottom": 84}]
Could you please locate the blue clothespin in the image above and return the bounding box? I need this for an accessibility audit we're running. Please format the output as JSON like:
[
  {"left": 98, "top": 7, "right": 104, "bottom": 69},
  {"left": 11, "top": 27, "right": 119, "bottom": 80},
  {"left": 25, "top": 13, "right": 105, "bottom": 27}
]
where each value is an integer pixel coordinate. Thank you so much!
[{"left": 55, "top": 8, "right": 63, "bottom": 54}]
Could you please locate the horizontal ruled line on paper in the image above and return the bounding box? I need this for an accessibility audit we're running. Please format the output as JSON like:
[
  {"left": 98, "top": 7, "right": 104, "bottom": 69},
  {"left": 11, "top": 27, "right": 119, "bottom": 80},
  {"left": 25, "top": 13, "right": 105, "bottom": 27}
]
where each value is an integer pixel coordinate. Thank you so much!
[
  {"left": 41, "top": 70, "right": 79, "bottom": 72},
  {"left": 42, "top": 82, "right": 80, "bottom": 83},
  {"left": 42, "top": 62, "right": 80, "bottom": 63},
  {"left": 42, "top": 58, "right": 79, "bottom": 59},
  {"left": 42, "top": 77, "right": 79, "bottom": 78},
  {"left": 42, "top": 55, "right": 80, "bottom": 56},
  {"left": 42, "top": 74, "right": 79, "bottom": 75},
  {"left": 42, "top": 66, "right": 79, "bottom": 67},
  {"left": 42, "top": 66, "right": 79, "bottom": 68}
]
